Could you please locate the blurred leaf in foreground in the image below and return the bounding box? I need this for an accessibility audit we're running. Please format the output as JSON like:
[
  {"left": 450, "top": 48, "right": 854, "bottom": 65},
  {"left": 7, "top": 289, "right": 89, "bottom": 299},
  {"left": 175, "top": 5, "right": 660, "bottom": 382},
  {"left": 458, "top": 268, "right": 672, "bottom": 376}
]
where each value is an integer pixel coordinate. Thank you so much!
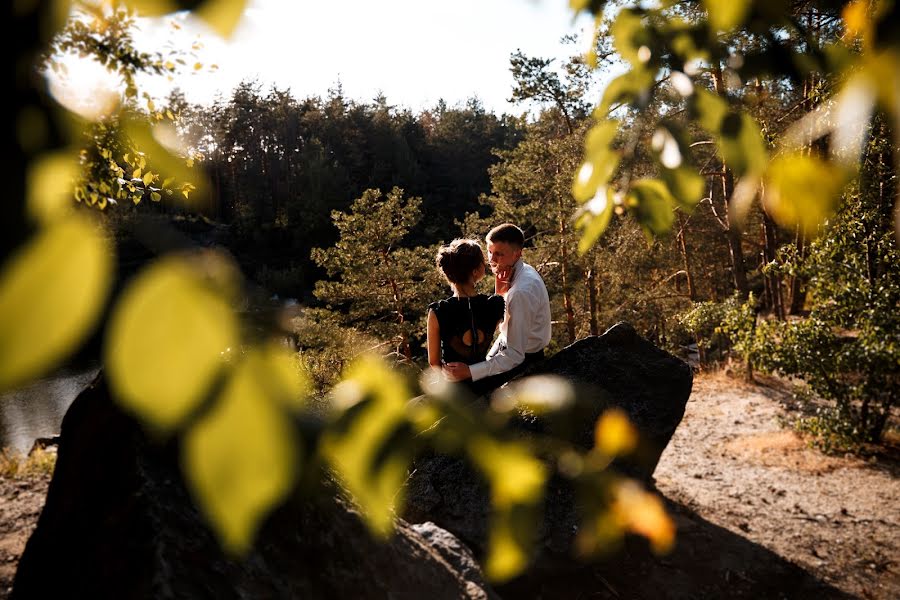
[
  {"left": 468, "top": 435, "right": 547, "bottom": 581},
  {"left": 323, "top": 355, "right": 413, "bottom": 537},
  {"left": 0, "top": 216, "right": 113, "bottom": 392},
  {"left": 764, "top": 153, "right": 846, "bottom": 237},
  {"left": 105, "top": 252, "right": 239, "bottom": 434},
  {"left": 594, "top": 408, "right": 638, "bottom": 457},
  {"left": 182, "top": 346, "right": 301, "bottom": 554}
]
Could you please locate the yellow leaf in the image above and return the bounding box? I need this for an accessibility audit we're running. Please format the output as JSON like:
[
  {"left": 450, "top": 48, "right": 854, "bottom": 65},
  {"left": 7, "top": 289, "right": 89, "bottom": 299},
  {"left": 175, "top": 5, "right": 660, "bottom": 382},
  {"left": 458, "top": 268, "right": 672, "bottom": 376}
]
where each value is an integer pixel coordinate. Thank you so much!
[
  {"left": 196, "top": 0, "right": 249, "bottom": 39},
  {"left": 182, "top": 349, "right": 300, "bottom": 555},
  {"left": 26, "top": 152, "right": 79, "bottom": 224},
  {"left": 194, "top": 62, "right": 203, "bottom": 71},
  {"left": 484, "top": 511, "right": 529, "bottom": 582},
  {"left": 468, "top": 437, "right": 546, "bottom": 508},
  {"left": 611, "top": 480, "right": 675, "bottom": 553},
  {"left": 165, "top": 61, "right": 175, "bottom": 71},
  {"left": 322, "top": 355, "right": 411, "bottom": 537},
  {"left": 105, "top": 254, "right": 239, "bottom": 434},
  {"left": 132, "top": 167, "right": 142, "bottom": 180},
  {"left": 143, "top": 172, "right": 154, "bottom": 186},
  {"left": 0, "top": 217, "right": 113, "bottom": 391},
  {"left": 763, "top": 153, "right": 846, "bottom": 236},
  {"left": 150, "top": 191, "right": 162, "bottom": 202},
  {"left": 147, "top": 98, "right": 156, "bottom": 112},
  {"left": 594, "top": 408, "right": 638, "bottom": 456}
]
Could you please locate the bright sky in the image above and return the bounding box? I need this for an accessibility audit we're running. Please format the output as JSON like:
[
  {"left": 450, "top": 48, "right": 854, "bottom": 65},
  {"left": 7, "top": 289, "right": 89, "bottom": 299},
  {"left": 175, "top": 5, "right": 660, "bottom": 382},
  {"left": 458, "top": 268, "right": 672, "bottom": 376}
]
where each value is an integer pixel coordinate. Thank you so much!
[{"left": 127, "top": 0, "right": 597, "bottom": 115}]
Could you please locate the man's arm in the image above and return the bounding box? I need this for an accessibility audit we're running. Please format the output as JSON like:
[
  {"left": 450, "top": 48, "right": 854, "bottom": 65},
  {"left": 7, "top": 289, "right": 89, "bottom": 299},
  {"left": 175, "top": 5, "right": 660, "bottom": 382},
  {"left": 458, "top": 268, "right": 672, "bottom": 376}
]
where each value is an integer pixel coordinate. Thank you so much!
[{"left": 468, "top": 292, "right": 529, "bottom": 381}]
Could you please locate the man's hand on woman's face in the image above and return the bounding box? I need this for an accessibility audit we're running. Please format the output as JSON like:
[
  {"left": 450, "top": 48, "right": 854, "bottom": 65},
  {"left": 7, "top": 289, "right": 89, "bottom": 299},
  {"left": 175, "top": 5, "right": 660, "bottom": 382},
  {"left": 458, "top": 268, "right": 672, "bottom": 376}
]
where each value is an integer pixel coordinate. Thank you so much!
[
  {"left": 443, "top": 362, "right": 472, "bottom": 382},
  {"left": 494, "top": 266, "right": 512, "bottom": 295}
]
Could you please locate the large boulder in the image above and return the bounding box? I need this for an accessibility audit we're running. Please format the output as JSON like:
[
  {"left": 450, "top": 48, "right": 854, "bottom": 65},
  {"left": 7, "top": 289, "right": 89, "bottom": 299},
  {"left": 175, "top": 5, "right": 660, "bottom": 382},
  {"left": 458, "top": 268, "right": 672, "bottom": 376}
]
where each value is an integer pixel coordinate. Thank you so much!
[
  {"left": 403, "top": 322, "right": 692, "bottom": 557},
  {"left": 12, "top": 375, "right": 496, "bottom": 600}
]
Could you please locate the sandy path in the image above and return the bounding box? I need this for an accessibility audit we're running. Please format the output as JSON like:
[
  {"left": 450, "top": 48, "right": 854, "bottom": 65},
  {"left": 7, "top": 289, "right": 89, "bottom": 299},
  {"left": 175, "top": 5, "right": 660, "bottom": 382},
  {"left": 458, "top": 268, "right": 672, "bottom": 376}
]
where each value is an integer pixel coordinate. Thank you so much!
[{"left": 654, "top": 373, "right": 900, "bottom": 599}]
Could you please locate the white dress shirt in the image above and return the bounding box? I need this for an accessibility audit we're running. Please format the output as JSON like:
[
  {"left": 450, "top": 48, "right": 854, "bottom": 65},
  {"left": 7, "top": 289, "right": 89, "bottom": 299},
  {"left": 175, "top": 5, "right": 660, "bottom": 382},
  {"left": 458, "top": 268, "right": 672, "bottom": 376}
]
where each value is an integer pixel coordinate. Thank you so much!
[{"left": 469, "top": 258, "right": 551, "bottom": 382}]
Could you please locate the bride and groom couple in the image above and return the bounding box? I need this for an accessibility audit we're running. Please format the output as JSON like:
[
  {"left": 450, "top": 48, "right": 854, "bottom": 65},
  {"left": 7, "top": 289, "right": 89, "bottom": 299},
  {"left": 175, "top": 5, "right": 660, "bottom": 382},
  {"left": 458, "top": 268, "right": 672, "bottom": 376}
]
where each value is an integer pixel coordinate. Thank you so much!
[{"left": 427, "top": 223, "right": 551, "bottom": 396}]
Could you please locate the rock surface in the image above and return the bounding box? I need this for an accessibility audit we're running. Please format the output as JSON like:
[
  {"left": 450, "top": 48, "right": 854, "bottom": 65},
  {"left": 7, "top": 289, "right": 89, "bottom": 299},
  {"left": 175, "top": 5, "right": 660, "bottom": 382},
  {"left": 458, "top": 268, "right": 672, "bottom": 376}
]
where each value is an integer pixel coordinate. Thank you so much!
[
  {"left": 12, "top": 375, "right": 495, "bottom": 600},
  {"left": 403, "top": 322, "right": 693, "bottom": 557}
]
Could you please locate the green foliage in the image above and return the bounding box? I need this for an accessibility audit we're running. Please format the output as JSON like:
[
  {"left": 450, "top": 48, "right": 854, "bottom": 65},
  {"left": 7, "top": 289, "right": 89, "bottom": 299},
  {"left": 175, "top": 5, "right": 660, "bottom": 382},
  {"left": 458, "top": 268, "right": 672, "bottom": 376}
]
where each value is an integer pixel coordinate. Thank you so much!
[
  {"left": 717, "top": 292, "right": 759, "bottom": 371},
  {"left": 570, "top": 0, "right": 900, "bottom": 247},
  {"left": 747, "top": 179, "right": 899, "bottom": 442},
  {"left": 676, "top": 297, "right": 733, "bottom": 364},
  {"left": 311, "top": 187, "right": 444, "bottom": 360},
  {"left": 791, "top": 404, "right": 868, "bottom": 455}
]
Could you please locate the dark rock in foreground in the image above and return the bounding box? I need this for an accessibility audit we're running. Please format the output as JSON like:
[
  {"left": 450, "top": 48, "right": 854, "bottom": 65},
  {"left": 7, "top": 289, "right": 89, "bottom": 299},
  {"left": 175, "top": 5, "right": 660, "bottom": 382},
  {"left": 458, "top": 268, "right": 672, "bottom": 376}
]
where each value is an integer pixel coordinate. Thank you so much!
[
  {"left": 12, "top": 375, "right": 495, "bottom": 600},
  {"left": 403, "top": 322, "right": 693, "bottom": 557}
]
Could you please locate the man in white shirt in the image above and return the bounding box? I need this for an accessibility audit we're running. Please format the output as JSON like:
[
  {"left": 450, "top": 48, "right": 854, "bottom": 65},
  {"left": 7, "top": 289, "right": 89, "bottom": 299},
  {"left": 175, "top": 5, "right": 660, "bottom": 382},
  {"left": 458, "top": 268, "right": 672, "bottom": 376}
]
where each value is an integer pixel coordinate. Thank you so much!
[{"left": 444, "top": 223, "right": 551, "bottom": 389}]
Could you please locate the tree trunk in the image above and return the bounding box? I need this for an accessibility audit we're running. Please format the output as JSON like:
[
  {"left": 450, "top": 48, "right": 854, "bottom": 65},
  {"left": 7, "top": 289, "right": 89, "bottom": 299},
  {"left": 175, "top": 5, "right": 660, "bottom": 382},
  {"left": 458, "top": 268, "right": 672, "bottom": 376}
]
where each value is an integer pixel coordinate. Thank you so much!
[
  {"left": 712, "top": 62, "right": 750, "bottom": 300},
  {"left": 382, "top": 250, "right": 412, "bottom": 361},
  {"left": 559, "top": 225, "right": 576, "bottom": 344},
  {"left": 788, "top": 225, "right": 807, "bottom": 314},
  {"left": 762, "top": 210, "right": 785, "bottom": 319},
  {"left": 677, "top": 213, "right": 697, "bottom": 301},
  {"left": 587, "top": 268, "right": 599, "bottom": 336}
]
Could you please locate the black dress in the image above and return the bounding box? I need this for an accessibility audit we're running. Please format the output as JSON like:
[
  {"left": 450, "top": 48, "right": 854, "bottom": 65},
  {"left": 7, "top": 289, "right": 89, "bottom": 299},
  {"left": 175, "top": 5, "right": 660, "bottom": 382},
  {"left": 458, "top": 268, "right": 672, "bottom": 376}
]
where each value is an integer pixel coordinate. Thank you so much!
[{"left": 428, "top": 294, "right": 505, "bottom": 368}]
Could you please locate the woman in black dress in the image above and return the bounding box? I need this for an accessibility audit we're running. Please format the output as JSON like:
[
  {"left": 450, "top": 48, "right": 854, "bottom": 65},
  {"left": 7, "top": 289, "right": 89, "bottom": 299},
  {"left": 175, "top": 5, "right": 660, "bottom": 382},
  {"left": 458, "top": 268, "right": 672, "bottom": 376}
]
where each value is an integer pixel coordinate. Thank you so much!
[{"left": 427, "top": 239, "right": 504, "bottom": 395}]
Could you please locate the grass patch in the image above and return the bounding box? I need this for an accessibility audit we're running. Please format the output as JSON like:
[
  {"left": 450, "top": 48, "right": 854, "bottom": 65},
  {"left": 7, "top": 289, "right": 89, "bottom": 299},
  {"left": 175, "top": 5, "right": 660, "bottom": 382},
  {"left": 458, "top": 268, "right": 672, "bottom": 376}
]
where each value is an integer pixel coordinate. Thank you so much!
[{"left": 0, "top": 447, "right": 57, "bottom": 479}]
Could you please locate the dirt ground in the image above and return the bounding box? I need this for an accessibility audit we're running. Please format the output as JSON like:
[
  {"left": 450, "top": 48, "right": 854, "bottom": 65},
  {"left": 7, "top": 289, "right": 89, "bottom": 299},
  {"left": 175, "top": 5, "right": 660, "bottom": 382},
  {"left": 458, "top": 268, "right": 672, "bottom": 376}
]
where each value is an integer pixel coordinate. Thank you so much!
[
  {"left": 651, "top": 372, "right": 899, "bottom": 599},
  {"left": 1, "top": 372, "right": 897, "bottom": 599}
]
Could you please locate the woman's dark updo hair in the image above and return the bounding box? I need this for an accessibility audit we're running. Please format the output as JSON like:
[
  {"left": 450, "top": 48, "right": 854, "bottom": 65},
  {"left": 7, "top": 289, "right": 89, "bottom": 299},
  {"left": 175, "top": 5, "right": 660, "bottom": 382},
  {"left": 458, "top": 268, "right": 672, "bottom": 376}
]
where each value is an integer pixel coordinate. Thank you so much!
[{"left": 436, "top": 239, "right": 486, "bottom": 286}]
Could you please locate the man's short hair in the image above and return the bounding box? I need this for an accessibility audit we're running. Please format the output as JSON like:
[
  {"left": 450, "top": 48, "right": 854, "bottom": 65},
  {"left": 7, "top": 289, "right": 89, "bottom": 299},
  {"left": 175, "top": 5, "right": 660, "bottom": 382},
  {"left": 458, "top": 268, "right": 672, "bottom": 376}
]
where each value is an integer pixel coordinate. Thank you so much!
[{"left": 486, "top": 223, "right": 525, "bottom": 248}]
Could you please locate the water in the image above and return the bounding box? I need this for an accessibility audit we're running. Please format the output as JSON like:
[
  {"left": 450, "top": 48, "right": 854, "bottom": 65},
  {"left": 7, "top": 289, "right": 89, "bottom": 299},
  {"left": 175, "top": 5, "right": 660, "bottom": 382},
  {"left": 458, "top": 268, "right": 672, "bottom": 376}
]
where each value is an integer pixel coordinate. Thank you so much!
[{"left": 0, "top": 364, "right": 100, "bottom": 454}]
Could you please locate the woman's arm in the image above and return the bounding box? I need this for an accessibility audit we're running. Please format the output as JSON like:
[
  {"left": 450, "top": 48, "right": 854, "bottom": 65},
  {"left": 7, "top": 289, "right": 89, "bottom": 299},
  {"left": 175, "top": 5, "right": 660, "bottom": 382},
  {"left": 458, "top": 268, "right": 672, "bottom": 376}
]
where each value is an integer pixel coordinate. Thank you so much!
[{"left": 427, "top": 309, "right": 442, "bottom": 368}]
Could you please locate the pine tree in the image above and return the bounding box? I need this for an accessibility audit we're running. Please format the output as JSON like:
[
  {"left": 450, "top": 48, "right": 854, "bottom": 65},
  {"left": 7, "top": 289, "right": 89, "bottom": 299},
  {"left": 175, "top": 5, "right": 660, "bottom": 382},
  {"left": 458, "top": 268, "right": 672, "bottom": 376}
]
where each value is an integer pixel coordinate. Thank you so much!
[{"left": 311, "top": 187, "right": 443, "bottom": 361}]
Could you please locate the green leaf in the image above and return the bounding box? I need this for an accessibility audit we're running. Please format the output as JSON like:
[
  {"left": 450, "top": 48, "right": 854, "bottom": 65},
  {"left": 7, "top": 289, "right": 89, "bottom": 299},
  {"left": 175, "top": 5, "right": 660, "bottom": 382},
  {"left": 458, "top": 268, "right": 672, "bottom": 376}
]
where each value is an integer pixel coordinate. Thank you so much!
[
  {"left": 573, "top": 152, "right": 620, "bottom": 204},
  {"left": 651, "top": 125, "right": 705, "bottom": 209},
  {"left": 611, "top": 9, "right": 652, "bottom": 66},
  {"left": 595, "top": 68, "right": 656, "bottom": 116},
  {"left": 660, "top": 166, "right": 705, "bottom": 211},
  {"left": 627, "top": 179, "right": 677, "bottom": 239},
  {"left": 105, "top": 254, "right": 239, "bottom": 434},
  {"left": 0, "top": 217, "right": 113, "bottom": 392},
  {"left": 576, "top": 186, "right": 615, "bottom": 254},
  {"left": 322, "top": 355, "right": 413, "bottom": 537},
  {"left": 702, "top": 0, "right": 751, "bottom": 31},
  {"left": 692, "top": 89, "right": 767, "bottom": 176},
  {"left": 573, "top": 120, "right": 621, "bottom": 203},
  {"left": 763, "top": 153, "right": 846, "bottom": 236},
  {"left": 182, "top": 348, "right": 299, "bottom": 555},
  {"left": 150, "top": 191, "right": 162, "bottom": 202}
]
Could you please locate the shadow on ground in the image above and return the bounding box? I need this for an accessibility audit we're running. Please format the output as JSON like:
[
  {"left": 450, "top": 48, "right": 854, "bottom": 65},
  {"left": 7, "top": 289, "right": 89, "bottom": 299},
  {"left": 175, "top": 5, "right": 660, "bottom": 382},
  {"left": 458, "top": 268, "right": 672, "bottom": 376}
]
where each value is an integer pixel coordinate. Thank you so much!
[{"left": 496, "top": 496, "right": 855, "bottom": 600}]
